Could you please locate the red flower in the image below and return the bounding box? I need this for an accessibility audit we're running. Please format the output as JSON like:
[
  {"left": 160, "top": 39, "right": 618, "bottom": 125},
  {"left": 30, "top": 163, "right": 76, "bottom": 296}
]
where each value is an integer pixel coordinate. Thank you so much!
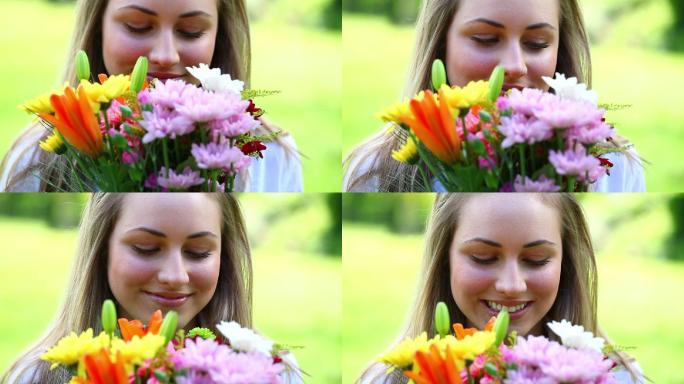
[
  {"left": 246, "top": 100, "right": 264, "bottom": 118},
  {"left": 241, "top": 141, "right": 267, "bottom": 158}
]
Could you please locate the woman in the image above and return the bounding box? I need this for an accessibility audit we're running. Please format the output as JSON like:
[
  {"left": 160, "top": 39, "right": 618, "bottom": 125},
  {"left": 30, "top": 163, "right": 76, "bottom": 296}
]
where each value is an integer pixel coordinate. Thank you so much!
[
  {"left": 343, "top": 0, "right": 644, "bottom": 192},
  {"left": 1, "top": 193, "right": 301, "bottom": 383},
  {"left": 358, "top": 194, "right": 643, "bottom": 383},
  {"left": 0, "top": 0, "right": 303, "bottom": 192}
]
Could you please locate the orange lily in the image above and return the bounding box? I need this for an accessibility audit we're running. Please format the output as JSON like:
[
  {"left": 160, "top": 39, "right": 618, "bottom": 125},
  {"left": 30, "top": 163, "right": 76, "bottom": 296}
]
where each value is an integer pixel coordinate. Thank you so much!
[
  {"left": 82, "top": 349, "right": 128, "bottom": 384},
  {"left": 404, "top": 344, "right": 462, "bottom": 384},
  {"left": 117, "top": 309, "right": 163, "bottom": 342},
  {"left": 452, "top": 317, "right": 496, "bottom": 340},
  {"left": 39, "top": 86, "right": 103, "bottom": 157},
  {"left": 400, "top": 88, "right": 461, "bottom": 164}
]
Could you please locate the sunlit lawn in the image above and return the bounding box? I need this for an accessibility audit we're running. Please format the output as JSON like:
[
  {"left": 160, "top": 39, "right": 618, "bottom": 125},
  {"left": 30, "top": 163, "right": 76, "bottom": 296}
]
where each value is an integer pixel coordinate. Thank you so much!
[
  {"left": 342, "top": 14, "right": 684, "bottom": 192},
  {"left": 0, "top": 0, "right": 341, "bottom": 192},
  {"left": 342, "top": 194, "right": 684, "bottom": 384},
  {"left": 0, "top": 195, "right": 341, "bottom": 383}
]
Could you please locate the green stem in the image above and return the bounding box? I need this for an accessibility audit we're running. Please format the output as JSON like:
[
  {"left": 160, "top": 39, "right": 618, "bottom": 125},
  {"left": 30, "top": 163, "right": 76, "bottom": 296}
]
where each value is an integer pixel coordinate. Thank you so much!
[
  {"left": 518, "top": 145, "right": 526, "bottom": 180},
  {"left": 162, "top": 138, "right": 170, "bottom": 179},
  {"left": 568, "top": 176, "right": 576, "bottom": 192},
  {"left": 417, "top": 164, "right": 431, "bottom": 191},
  {"left": 461, "top": 115, "right": 470, "bottom": 166}
]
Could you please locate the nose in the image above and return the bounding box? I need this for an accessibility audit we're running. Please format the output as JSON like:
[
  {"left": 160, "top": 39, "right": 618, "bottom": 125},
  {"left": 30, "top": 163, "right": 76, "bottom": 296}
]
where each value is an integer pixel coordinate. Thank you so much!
[
  {"left": 148, "top": 28, "right": 180, "bottom": 69},
  {"left": 495, "top": 260, "right": 526, "bottom": 296},
  {"left": 157, "top": 249, "right": 190, "bottom": 286},
  {"left": 501, "top": 43, "right": 527, "bottom": 81}
]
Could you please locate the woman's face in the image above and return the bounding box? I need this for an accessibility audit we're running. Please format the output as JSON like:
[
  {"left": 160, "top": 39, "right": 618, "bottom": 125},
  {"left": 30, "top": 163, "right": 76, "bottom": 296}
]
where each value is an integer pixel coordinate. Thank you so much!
[
  {"left": 102, "top": 0, "right": 218, "bottom": 83},
  {"left": 449, "top": 194, "right": 562, "bottom": 336},
  {"left": 445, "top": 0, "right": 560, "bottom": 91},
  {"left": 108, "top": 194, "right": 222, "bottom": 329}
]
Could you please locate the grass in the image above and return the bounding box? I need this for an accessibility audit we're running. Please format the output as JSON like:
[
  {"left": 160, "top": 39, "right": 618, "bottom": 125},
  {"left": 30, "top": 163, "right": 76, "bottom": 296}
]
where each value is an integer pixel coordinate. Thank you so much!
[
  {"left": 0, "top": 194, "right": 341, "bottom": 383},
  {"left": 341, "top": 13, "right": 684, "bottom": 192},
  {"left": 342, "top": 194, "right": 684, "bottom": 384},
  {"left": 0, "top": 0, "right": 341, "bottom": 192}
]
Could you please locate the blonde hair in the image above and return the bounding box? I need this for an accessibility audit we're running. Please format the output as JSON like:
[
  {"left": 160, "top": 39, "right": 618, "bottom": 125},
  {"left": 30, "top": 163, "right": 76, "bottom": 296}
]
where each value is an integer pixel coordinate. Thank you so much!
[
  {"left": 1, "top": 193, "right": 253, "bottom": 384},
  {"left": 1, "top": 0, "right": 295, "bottom": 191},
  {"left": 359, "top": 193, "right": 642, "bottom": 383},
  {"left": 344, "top": 0, "right": 593, "bottom": 192}
]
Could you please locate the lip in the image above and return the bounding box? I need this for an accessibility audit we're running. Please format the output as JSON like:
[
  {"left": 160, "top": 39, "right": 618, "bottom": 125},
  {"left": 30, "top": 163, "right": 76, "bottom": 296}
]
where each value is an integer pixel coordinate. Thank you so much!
[
  {"left": 144, "top": 291, "right": 192, "bottom": 308},
  {"left": 481, "top": 299, "right": 532, "bottom": 319}
]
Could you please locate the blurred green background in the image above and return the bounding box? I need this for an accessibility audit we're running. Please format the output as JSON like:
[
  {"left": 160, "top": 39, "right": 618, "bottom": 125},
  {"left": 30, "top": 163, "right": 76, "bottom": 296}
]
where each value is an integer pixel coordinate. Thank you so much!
[
  {"left": 342, "top": 193, "right": 684, "bottom": 384},
  {"left": 0, "top": 193, "right": 341, "bottom": 383},
  {"left": 343, "top": 0, "right": 684, "bottom": 192},
  {"left": 0, "top": 0, "right": 341, "bottom": 192}
]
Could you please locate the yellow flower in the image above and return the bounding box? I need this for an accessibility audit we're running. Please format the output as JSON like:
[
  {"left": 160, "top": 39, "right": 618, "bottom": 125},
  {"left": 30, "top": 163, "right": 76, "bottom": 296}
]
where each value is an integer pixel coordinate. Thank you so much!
[
  {"left": 39, "top": 132, "right": 65, "bottom": 153},
  {"left": 41, "top": 329, "right": 110, "bottom": 369},
  {"left": 378, "top": 99, "right": 411, "bottom": 123},
  {"left": 437, "top": 330, "right": 495, "bottom": 361},
  {"left": 378, "top": 332, "right": 434, "bottom": 368},
  {"left": 440, "top": 80, "right": 490, "bottom": 110},
  {"left": 19, "top": 84, "right": 69, "bottom": 114},
  {"left": 391, "top": 136, "right": 418, "bottom": 164},
  {"left": 110, "top": 333, "right": 165, "bottom": 369},
  {"left": 78, "top": 75, "right": 131, "bottom": 112}
]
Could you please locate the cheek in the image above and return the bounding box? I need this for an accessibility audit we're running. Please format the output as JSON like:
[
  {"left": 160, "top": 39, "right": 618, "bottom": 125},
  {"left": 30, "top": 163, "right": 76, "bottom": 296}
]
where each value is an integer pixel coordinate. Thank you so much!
[
  {"left": 108, "top": 247, "right": 157, "bottom": 291},
  {"left": 446, "top": 37, "right": 500, "bottom": 87},
  {"left": 528, "top": 51, "right": 559, "bottom": 88},
  {"left": 103, "top": 29, "right": 153, "bottom": 75},
  {"left": 178, "top": 38, "right": 216, "bottom": 67},
  {"left": 451, "top": 261, "right": 494, "bottom": 301},
  {"left": 188, "top": 257, "right": 220, "bottom": 294},
  {"left": 527, "top": 264, "right": 561, "bottom": 302}
]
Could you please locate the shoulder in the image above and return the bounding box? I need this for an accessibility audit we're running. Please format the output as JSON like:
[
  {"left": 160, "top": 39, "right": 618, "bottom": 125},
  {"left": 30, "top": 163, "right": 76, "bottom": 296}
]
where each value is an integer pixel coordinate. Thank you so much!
[
  {"left": 279, "top": 351, "right": 305, "bottom": 384},
  {"left": 241, "top": 134, "right": 303, "bottom": 192},
  {"left": 343, "top": 150, "right": 380, "bottom": 192},
  {"left": 611, "top": 361, "right": 646, "bottom": 384},
  {"left": 0, "top": 127, "right": 43, "bottom": 192},
  {"left": 592, "top": 147, "right": 646, "bottom": 192}
]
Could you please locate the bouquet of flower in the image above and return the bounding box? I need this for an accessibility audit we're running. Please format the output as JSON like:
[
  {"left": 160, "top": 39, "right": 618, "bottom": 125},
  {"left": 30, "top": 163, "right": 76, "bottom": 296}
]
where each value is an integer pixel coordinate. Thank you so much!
[
  {"left": 378, "top": 302, "right": 624, "bottom": 383},
  {"left": 41, "top": 300, "right": 300, "bottom": 384},
  {"left": 379, "top": 60, "right": 626, "bottom": 192},
  {"left": 21, "top": 51, "right": 276, "bottom": 191}
]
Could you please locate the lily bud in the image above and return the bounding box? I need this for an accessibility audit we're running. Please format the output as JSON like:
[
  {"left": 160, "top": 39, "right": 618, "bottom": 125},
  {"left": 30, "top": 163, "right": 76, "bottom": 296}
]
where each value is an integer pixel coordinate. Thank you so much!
[
  {"left": 431, "top": 59, "right": 447, "bottom": 91},
  {"left": 434, "top": 301, "right": 450, "bottom": 337},
  {"left": 493, "top": 308, "right": 510, "bottom": 346},
  {"left": 159, "top": 310, "right": 178, "bottom": 345},
  {"left": 101, "top": 299, "right": 117, "bottom": 337},
  {"left": 75, "top": 50, "right": 91, "bottom": 82},
  {"left": 488, "top": 65, "right": 505, "bottom": 103},
  {"left": 130, "top": 56, "right": 148, "bottom": 94}
]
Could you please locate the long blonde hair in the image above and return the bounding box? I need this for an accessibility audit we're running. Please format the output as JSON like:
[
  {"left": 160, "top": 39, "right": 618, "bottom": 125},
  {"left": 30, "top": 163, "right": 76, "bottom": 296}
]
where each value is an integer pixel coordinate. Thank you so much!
[
  {"left": 359, "top": 194, "right": 642, "bottom": 383},
  {"left": 1, "top": 0, "right": 295, "bottom": 191},
  {"left": 343, "top": 0, "right": 593, "bottom": 192},
  {"left": 1, "top": 193, "right": 253, "bottom": 384}
]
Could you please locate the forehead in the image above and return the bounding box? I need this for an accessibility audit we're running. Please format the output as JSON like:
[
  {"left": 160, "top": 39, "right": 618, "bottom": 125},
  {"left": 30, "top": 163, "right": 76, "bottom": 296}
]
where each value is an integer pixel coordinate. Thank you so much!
[
  {"left": 454, "top": 0, "right": 559, "bottom": 28},
  {"left": 115, "top": 194, "right": 222, "bottom": 234},
  {"left": 454, "top": 194, "right": 562, "bottom": 244},
  {"left": 106, "top": 0, "right": 218, "bottom": 16}
]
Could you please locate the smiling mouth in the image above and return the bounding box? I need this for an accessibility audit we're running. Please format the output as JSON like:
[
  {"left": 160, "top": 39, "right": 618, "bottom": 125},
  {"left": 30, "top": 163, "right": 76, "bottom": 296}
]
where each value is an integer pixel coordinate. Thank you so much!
[{"left": 483, "top": 300, "right": 531, "bottom": 314}]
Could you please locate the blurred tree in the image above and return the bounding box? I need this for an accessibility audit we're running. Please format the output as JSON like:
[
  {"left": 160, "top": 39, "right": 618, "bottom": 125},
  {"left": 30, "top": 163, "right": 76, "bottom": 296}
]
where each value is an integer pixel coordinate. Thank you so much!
[
  {"left": 343, "top": 0, "right": 389, "bottom": 14},
  {"left": 323, "top": 0, "right": 342, "bottom": 30},
  {"left": 667, "top": 195, "right": 684, "bottom": 261},
  {"left": 387, "top": 0, "right": 420, "bottom": 25},
  {"left": 667, "top": 0, "right": 684, "bottom": 50},
  {"left": 342, "top": 194, "right": 431, "bottom": 233},
  {"left": 0, "top": 194, "right": 84, "bottom": 228},
  {"left": 322, "top": 194, "right": 342, "bottom": 256}
]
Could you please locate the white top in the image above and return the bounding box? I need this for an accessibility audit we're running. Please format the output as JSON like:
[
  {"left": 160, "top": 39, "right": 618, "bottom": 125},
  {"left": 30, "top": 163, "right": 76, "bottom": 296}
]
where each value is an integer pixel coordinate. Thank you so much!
[
  {"left": 0, "top": 132, "right": 303, "bottom": 192},
  {"left": 343, "top": 150, "right": 645, "bottom": 192}
]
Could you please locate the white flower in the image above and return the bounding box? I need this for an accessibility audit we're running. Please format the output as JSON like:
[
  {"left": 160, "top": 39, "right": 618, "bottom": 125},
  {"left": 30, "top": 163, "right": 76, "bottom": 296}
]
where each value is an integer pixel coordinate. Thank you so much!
[
  {"left": 186, "top": 63, "right": 244, "bottom": 95},
  {"left": 216, "top": 321, "right": 273, "bottom": 357},
  {"left": 542, "top": 72, "right": 598, "bottom": 105},
  {"left": 547, "top": 319, "right": 605, "bottom": 352}
]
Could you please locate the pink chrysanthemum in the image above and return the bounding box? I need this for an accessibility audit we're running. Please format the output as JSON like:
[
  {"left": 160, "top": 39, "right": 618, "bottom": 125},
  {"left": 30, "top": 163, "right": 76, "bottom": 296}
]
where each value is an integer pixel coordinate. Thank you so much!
[
  {"left": 499, "top": 114, "right": 553, "bottom": 148},
  {"left": 157, "top": 167, "right": 205, "bottom": 190},
  {"left": 549, "top": 144, "right": 605, "bottom": 182},
  {"left": 191, "top": 141, "right": 251, "bottom": 173},
  {"left": 139, "top": 109, "right": 194, "bottom": 143},
  {"left": 513, "top": 175, "right": 561, "bottom": 192},
  {"left": 533, "top": 97, "right": 605, "bottom": 129},
  {"left": 172, "top": 338, "right": 283, "bottom": 384},
  {"left": 208, "top": 113, "right": 260, "bottom": 139}
]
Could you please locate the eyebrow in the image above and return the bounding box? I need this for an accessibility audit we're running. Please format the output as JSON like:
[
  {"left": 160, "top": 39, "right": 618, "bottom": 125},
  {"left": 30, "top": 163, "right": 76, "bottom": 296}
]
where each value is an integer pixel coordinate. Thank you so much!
[
  {"left": 463, "top": 237, "right": 556, "bottom": 248},
  {"left": 126, "top": 227, "right": 218, "bottom": 239},
  {"left": 466, "top": 18, "right": 556, "bottom": 31},
  {"left": 119, "top": 5, "right": 212, "bottom": 19}
]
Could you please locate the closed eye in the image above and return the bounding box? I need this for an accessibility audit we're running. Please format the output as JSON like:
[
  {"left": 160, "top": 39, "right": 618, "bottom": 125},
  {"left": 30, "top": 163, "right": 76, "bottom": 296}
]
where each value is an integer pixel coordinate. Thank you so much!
[
  {"left": 524, "top": 258, "right": 551, "bottom": 266},
  {"left": 525, "top": 41, "right": 550, "bottom": 50},
  {"left": 125, "top": 24, "right": 152, "bottom": 34},
  {"left": 471, "top": 36, "right": 498, "bottom": 45},
  {"left": 132, "top": 245, "right": 159, "bottom": 256},
  {"left": 470, "top": 255, "right": 497, "bottom": 265}
]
